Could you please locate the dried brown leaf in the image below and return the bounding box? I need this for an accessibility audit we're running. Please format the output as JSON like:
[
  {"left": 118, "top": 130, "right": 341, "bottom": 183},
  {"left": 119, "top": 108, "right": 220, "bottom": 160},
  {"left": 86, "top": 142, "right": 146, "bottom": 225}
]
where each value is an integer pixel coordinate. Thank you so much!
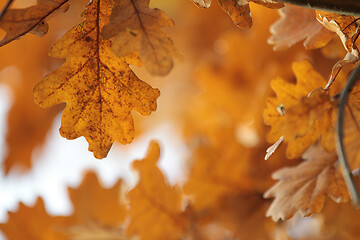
[
  {"left": 316, "top": 11, "right": 360, "bottom": 57},
  {"left": 268, "top": 5, "right": 334, "bottom": 51},
  {"left": 264, "top": 145, "right": 349, "bottom": 221},
  {"left": 0, "top": 0, "right": 69, "bottom": 47},
  {"left": 192, "top": 0, "right": 283, "bottom": 29}
]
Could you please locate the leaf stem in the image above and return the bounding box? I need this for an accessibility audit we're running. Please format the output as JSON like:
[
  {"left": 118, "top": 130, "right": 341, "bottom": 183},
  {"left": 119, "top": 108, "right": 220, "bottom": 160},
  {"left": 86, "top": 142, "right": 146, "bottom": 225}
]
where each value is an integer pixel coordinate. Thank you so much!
[
  {"left": 337, "top": 62, "right": 360, "bottom": 206},
  {"left": 275, "top": 0, "right": 360, "bottom": 16},
  {"left": 0, "top": 0, "right": 14, "bottom": 20}
]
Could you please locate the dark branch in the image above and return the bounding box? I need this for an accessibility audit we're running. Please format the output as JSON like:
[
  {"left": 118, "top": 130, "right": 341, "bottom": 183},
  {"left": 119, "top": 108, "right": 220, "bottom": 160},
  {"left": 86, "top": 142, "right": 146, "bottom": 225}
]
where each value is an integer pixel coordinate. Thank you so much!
[
  {"left": 275, "top": 0, "right": 360, "bottom": 16},
  {"left": 0, "top": 0, "right": 14, "bottom": 20},
  {"left": 336, "top": 62, "right": 360, "bottom": 206}
]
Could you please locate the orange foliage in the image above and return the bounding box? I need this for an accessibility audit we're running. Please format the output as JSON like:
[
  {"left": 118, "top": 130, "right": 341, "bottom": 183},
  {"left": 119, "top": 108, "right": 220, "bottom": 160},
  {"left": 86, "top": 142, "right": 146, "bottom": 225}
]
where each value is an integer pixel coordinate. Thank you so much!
[
  {"left": 33, "top": 0, "right": 160, "bottom": 158},
  {"left": 1, "top": 0, "right": 360, "bottom": 239},
  {"left": 265, "top": 144, "right": 349, "bottom": 221},
  {"left": 0, "top": 0, "right": 69, "bottom": 47},
  {"left": 0, "top": 198, "right": 67, "bottom": 240},
  {"left": 127, "top": 141, "right": 188, "bottom": 240},
  {"left": 264, "top": 60, "right": 336, "bottom": 159},
  {"left": 268, "top": 5, "right": 334, "bottom": 50},
  {"left": 102, "top": 0, "right": 181, "bottom": 76},
  {"left": 192, "top": 0, "right": 283, "bottom": 29}
]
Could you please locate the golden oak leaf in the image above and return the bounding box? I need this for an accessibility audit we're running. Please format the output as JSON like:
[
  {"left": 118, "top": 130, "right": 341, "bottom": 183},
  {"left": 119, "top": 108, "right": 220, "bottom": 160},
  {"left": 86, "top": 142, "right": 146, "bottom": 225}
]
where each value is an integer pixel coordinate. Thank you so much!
[
  {"left": 127, "top": 140, "right": 187, "bottom": 240},
  {"left": 316, "top": 11, "right": 359, "bottom": 57},
  {"left": 0, "top": 198, "right": 67, "bottom": 240},
  {"left": 67, "top": 171, "right": 126, "bottom": 226},
  {"left": 192, "top": 0, "right": 283, "bottom": 29},
  {"left": 102, "top": 0, "right": 180, "bottom": 76},
  {"left": 268, "top": 5, "right": 334, "bottom": 51},
  {"left": 264, "top": 145, "right": 349, "bottom": 221},
  {"left": 61, "top": 171, "right": 128, "bottom": 239},
  {"left": 33, "top": 0, "right": 160, "bottom": 159},
  {"left": 264, "top": 60, "right": 335, "bottom": 159},
  {"left": 0, "top": 0, "right": 69, "bottom": 47}
]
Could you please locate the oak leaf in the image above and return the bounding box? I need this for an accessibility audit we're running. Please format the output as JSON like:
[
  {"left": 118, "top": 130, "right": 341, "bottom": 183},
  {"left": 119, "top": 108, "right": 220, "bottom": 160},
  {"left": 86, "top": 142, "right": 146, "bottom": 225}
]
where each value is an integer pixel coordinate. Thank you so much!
[
  {"left": 264, "top": 145, "right": 349, "bottom": 221},
  {"left": 192, "top": 0, "right": 284, "bottom": 29},
  {"left": 0, "top": 0, "right": 69, "bottom": 47},
  {"left": 102, "top": 0, "right": 180, "bottom": 76},
  {"left": 127, "top": 140, "right": 187, "bottom": 240},
  {"left": 67, "top": 171, "right": 126, "bottom": 226},
  {"left": 62, "top": 171, "right": 127, "bottom": 239},
  {"left": 264, "top": 60, "right": 335, "bottom": 159},
  {"left": 268, "top": 5, "right": 334, "bottom": 51},
  {"left": 0, "top": 198, "right": 67, "bottom": 240},
  {"left": 33, "top": 0, "right": 160, "bottom": 159}
]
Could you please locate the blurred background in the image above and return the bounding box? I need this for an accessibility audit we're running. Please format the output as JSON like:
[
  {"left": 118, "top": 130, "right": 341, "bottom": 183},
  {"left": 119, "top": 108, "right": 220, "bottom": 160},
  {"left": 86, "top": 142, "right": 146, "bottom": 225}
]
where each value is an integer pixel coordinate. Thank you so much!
[{"left": 0, "top": 0, "right": 349, "bottom": 239}]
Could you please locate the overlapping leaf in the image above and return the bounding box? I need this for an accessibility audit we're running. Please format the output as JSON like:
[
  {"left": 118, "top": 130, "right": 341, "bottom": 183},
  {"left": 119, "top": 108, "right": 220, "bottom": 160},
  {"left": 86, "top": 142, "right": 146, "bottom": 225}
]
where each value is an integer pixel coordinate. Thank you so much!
[
  {"left": 102, "top": 0, "right": 181, "bottom": 76},
  {"left": 268, "top": 5, "right": 334, "bottom": 50},
  {"left": 127, "top": 140, "right": 188, "bottom": 240},
  {"left": 192, "top": 0, "right": 284, "bottom": 29},
  {"left": 264, "top": 145, "right": 349, "bottom": 221},
  {"left": 33, "top": 0, "right": 160, "bottom": 158},
  {"left": 0, "top": 0, "right": 69, "bottom": 47},
  {"left": 264, "top": 60, "right": 336, "bottom": 159}
]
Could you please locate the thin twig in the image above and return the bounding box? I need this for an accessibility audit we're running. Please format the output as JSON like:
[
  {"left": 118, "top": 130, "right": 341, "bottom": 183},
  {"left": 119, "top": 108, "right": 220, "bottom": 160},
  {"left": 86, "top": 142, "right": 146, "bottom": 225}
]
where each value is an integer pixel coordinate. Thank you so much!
[
  {"left": 0, "top": 0, "right": 14, "bottom": 20},
  {"left": 275, "top": 0, "right": 360, "bottom": 16},
  {"left": 337, "top": 62, "right": 360, "bottom": 206}
]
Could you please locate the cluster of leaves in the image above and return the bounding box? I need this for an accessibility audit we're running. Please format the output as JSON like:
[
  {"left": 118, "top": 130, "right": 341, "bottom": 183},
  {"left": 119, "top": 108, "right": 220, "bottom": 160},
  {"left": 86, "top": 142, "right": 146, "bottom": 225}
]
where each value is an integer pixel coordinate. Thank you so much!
[{"left": 1, "top": 0, "right": 360, "bottom": 239}]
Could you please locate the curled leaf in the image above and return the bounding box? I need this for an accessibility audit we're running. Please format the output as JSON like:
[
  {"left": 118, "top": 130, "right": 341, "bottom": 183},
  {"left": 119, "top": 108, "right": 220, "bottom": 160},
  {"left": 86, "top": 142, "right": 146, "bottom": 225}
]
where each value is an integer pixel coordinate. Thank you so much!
[
  {"left": 316, "top": 11, "right": 360, "bottom": 57},
  {"left": 192, "top": 0, "right": 284, "bottom": 29}
]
